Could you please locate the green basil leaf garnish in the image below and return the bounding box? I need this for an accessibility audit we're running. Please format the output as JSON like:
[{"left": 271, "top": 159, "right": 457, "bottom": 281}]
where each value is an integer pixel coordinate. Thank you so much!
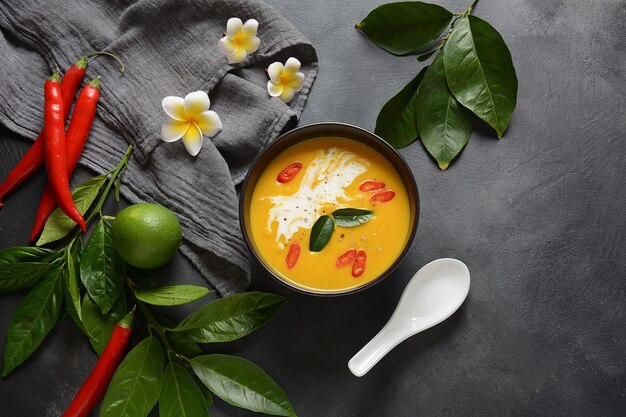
[
  {"left": 443, "top": 15, "right": 517, "bottom": 138},
  {"left": 160, "top": 362, "right": 210, "bottom": 417},
  {"left": 191, "top": 354, "right": 296, "bottom": 417},
  {"left": 37, "top": 173, "right": 109, "bottom": 246},
  {"left": 416, "top": 52, "right": 475, "bottom": 170},
  {"left": 101, "top": 336, "right": 164, "bottom": 417},
  {"left": 170, "top": 292, "right": 287, "bottom": 343},
  {"left": 2, "top": 265, "right": 64, "bottom": 376},
  {"left": 356, "top": 1, "right": 453, "bottom": 55},
  {"left": 332, "top": 208, "right": 375, "bottom": 227},
  {"left": 79, "top": 219, "right": 126, "bottom": 314},
  {"left": 309, "top": 215, "right": 335, "bottom": 252},
  {"left": 132, "top": 284, "right": 212, "bottom": 306},
  {"left": 375, "top": 67, "right": 428, "bottom": 148}
]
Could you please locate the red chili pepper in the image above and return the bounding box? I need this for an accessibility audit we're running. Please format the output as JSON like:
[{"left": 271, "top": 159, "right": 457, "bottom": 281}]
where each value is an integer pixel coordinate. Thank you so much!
[
  {"left": 371, "top": 190, "right": 395, "bottom": 203},
  {"left": 61, "top": 308, "right": 134, "bottom": 417},
  {"left": 277, "top": 162, "right": 303, "bottom": 183},
  {"left": 359, "top": 180, "right": 386, "bottom": 192},
  {"left": 336, "top": 249, "right": 357, "bottom": 268},
  {"left": 286, "top": 242, "right": 300, "bottom": 269},
  {"left": 30, "top": 77, "right": 101, "bottom": 241},
  {"left": 43, "top": 72, "right": 86, "bottom": 231},
  {"left": 0, "top": 52, "right": 124, "bottom": 207},
  {"left": 352, "top": 250, "right": 367, "bottom": 277},
  {"left": 0, "top": 59, "right": 87, "bottom": 206}
]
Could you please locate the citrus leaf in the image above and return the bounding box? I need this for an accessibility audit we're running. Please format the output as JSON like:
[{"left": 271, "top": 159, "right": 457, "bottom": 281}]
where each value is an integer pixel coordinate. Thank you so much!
[
  {"left": 309, "top": 215, "right": 334, "bottom": 252},
  {"left": 192, "top": 354, "right": 296, "bottom": 416},
  {"left": 37, "top": 173, "right": 109, "bottom": 246},
  {"left": 133, "top": 285, "right": 212, "bottom": 306},
  {"left": 2, "top": 265, "right": 64, "bottom": 376},
  {"left": 160, "top": 362, "right": 210, "bottom": 417},
  {"left": 0, "top": 262, "right": 55, "bottom": 293},
  {"left": 170, "top": 292, "right": 287, "bottom": 343},
  {"left": 80, "top": 219, "right": 126, "bottom": 314},
  {"left": 332, "top": 208, "right": 375, "bottom": 227},
  {"left": 443, "top": 15, "right": 517, "bottom": 138},
  {"left": 64, "top": 245, "right": 82, "bottom": 322},
  {"left": 417, "top": 49, "right": 438, "bottom": 62},
  {"left": 356, "top": 1, "right": 453, "bottom": 55},
  {"left": 82, "top": 291, "right": 127, "bottom": 356},
  {"left": 416, "top": 53, "right": 474, "bottom": 170},
  {"left": 101, "top": 336, "right": 164, "bottom": 417},
  {"left": 375, "top": 67, "right": 428, "bottom": 148},
  {"left": 0, "top": 246, "right": 56, "bottom": 263},
  {"left": 167, "top": 332, "right": 203, "bottom": 358}
]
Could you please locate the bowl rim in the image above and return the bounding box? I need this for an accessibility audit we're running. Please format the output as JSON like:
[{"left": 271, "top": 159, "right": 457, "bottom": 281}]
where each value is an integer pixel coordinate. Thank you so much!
[{"left": 239, "top": 121, "right": 420, "bottom": 296}]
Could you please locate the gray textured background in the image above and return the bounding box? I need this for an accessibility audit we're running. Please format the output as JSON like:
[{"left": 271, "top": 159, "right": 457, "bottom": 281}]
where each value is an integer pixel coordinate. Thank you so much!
[{"left": 0, "top": 0, "right": 624, "bottom": 416}]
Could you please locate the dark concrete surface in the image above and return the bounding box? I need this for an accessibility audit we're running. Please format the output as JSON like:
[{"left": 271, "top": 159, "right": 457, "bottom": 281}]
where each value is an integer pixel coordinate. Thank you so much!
[{"left": 1, "top": 0, "right": 624, "bottom": 416}]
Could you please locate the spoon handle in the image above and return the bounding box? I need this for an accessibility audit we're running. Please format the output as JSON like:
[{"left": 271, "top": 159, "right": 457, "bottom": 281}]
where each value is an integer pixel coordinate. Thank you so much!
[{"left": 348, "top": 322, "right": 405, "bottom": 377}]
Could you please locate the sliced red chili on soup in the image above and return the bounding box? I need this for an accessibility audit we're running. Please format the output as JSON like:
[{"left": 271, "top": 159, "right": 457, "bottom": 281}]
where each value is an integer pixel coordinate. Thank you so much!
[
  {"left": 277, "top": 162, "right": 303, "bottom": 183},
  {"left": 336, "top": 249, "right": 357, "bottom": 268},
  {"left": 371, "top": 190, "right": 395, "bottom": 203},
  {"left": 352, "top": 250, "right": 367, "bottom": 277},
  {"left": 359, "top": 180, "right": 386, "bottom": 192},
  {"left": 286, "top": 242, "right": 300, "bottom": 269}
]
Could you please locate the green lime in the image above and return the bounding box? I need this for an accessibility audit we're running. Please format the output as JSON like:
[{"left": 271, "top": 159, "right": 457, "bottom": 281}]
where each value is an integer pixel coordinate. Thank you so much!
[{"left": 111, "top": 203, "right": 182, "bottom": 269}]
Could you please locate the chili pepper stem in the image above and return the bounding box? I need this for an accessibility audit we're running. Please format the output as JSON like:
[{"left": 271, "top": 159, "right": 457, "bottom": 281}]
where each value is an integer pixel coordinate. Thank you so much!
[
  {"left": 48, "top": 71, "right": 61, "bottom": 82},
  {"left": 89, "top": 75, "right": 101, "bottom": 89},
  {"left": 83, "top": 51, "right": 125, "bottom": 73}
]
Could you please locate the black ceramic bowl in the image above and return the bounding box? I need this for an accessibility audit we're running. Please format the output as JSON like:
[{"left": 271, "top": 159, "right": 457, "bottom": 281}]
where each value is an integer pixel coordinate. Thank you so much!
[{"left": 239, "top": 122, "right": 419, "bottom": 296}]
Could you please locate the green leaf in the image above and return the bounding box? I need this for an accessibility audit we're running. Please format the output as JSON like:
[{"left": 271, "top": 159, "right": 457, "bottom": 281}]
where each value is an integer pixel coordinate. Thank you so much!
[
  {"left": 133, "top": 285, "right": 212, "bottom": 306},
  {"left": 191, "top": 354, "right": 296, "bottom": 417},
  {"left": 443, "top": 15, "right": 517, "bottom": 138},
  {"left": 80, "top": 219, "right": 126, "bottom": 314},
  {"left": 168, "top": 332, "right": 203, "bottom": 358},
  {"left": 155, "top": 314, "right": 204, "bottom": 358},
  {"left": 101, "top": 336, "right": 164, "bottom": 417},
  {"left": 356, "top": 1, "right": 453, "bottom": 55},
  {"left": 160, "top": 362, "right": 210, "bottom": 417},
  {"left": 82, "top": 291, "right": 127, "bottom": 356},
  {"left": 2, "top": 266, "right": 64, "bottom": 376},
  {"left": 194, "top": 375, "right": 214, "bottom": 407},
  {"left": 0, "top": 246, "right": 56, "bottom": 263},
  {"left": 374, "top": 67, "right": 428, "bottom": 148},
  {"left": 170, "top": 292, "right": 287, "bottom": 343},
  {"left": 0, "top": 262, "right": 55, "bottom": 293},
  {"left": 64, "top": 246, "right": 82, "bottom": 323},
  {"left": 416, "top": 53, "right": 475, "bottom": 170},
  {"left": 309, "top": 215, "right": 334, "bottom": 252},
  {"left": 417, "top": 50, "right": 438, "bottom": 62},
  {"left": 37, "top": 173, "right": 109, "bottom": 246},
  {"left": 332, "top": 208, "right": 375, "bottom": 227}
]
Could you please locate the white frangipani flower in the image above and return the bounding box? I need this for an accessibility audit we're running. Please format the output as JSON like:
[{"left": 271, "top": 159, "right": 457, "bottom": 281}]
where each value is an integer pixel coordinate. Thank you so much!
[
  {"left": 218, "top": 18, "right": 261, "bottom": 64},
  {"left": 160, "top": 91, "right": 222, "bottom": 156},
  {"left": 267, "top": 57, "right": 305, "bottom": 103}
]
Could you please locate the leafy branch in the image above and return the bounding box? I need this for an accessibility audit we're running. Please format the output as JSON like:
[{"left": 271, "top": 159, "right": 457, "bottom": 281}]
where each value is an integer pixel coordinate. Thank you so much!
[
  {"left": 0, "top": 147, "right": 298, "bottom": 416},
  {"left": 357, "top": 0, "right": 518, "bottom": 170}
]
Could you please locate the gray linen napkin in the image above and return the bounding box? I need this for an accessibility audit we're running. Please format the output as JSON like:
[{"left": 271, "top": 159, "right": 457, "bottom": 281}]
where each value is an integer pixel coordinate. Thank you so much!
[{"left": 0, "top": 0, "right": 318, "bottom": 295}]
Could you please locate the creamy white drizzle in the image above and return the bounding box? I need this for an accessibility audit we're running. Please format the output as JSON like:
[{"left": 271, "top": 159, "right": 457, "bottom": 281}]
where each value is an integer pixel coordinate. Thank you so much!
[{"left": 266, "top": 147, "right": 368, "bottom": 247}]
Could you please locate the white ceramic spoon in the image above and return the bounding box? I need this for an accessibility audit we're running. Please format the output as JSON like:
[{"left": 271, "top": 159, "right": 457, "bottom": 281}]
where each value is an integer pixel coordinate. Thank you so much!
[{"left": 348, "top": 258, "right": 470, "bottom": 377}]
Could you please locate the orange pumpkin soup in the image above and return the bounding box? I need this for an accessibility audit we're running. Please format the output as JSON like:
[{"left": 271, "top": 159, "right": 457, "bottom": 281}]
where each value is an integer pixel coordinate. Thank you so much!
[{"left": 249, "top": 137, "right": 411, "bottom": 292}]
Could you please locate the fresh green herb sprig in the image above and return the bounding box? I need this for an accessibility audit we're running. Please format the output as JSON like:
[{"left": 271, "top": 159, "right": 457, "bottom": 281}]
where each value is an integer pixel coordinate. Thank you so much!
[
  {"left": 0, "top": 145, "right": 297, "bottom": 417},
  {"left": 357, "top": 0, "right": 518, "bottom": 170},
  {"left": 309, "top": 208, "right": 374, "bottom": 252}
]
